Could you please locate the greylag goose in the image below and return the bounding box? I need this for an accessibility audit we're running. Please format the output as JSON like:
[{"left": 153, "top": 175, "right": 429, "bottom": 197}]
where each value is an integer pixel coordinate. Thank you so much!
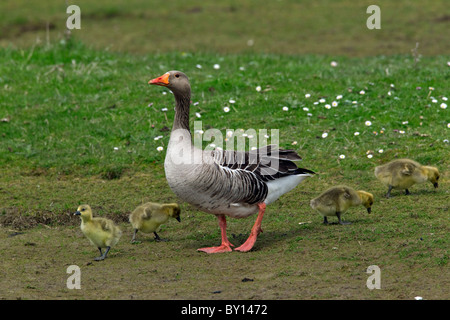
[
  {"left": 74, "top": 204, "right": 122, "bottom": 260},
  {"left": 374, "top": 159, "right": 440, "bottom": 198},
  {"left": 149, "top": 71, "right": 315, "bottom": 253},
  {"left": 310, "top": 186, "right": 374, "bottom": 225}
]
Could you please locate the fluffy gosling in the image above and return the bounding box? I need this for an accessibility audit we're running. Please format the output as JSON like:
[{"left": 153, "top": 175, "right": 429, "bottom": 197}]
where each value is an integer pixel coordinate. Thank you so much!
[
  {"left": 310, "top": 186, "right": 374, "bottom": 225},
  {"left": 74, "top": 204, "right": 122, "bottom": 261},
  {"left": 374, "top": 159, "right": 440, "bottom": 198},
  {"left": 129, "top": 202, "right": 181, "bottom": 242}
]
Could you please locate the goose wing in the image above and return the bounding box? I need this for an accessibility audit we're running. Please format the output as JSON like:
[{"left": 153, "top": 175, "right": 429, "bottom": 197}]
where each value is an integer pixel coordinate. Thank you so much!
[
  {"left": 211, "top": 144, "right": 315, "bottom": 182},
  {"left": 201, "top": 145, "right": 314, "bottom": 205}
]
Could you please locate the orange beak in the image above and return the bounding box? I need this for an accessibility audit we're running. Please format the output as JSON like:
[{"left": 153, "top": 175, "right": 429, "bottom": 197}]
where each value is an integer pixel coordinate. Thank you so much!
[{"left": 149, "top": 72, "right": 170, "bottom": 86}]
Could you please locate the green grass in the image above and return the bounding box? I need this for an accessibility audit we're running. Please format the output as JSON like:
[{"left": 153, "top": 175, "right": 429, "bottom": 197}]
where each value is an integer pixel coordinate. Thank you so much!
[
  {"left": 0, "top": 12, "right": 449, "bottom": 298},
  {"left": 1, "top": 41, "right": 448, "bottom": 178},
  {"left": 0, "top": 0, "right": 449, "bottom": 56}
]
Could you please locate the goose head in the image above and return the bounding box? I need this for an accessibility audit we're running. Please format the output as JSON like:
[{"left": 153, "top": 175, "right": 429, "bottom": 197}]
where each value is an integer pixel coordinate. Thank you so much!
[
  {"left": 162, "top": 203, "right": 181, "bottom": 222},
  {"left": 149, "top": 71, "right": 190, "bottom": 96},
  {"left": 74, "top": 204, "right": 93, "bottom": 220},
  {"left": 423, "top": 166, "right": 440, "bottom": 188},
  {"left": 357, "top": 191, "right": 374, "bottom": 214}
]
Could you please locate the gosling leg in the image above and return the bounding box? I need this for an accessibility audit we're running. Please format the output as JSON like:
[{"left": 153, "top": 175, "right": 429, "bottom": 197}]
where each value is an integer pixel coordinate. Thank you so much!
[
  {"left": 94, "top": 246, "right": 110, "bottom": 261},
  {"left": 405, "top": 189, "right": 411, "bottom": 195},
  {"left": 154, "top": 232, "right": 167, "bottom": 242},
  {"left": 386, "top": 185, "right": 393, "bottom": 198},
  {"left": 323, "top": 216, "right": 329, "bottom": 225},
  {"left": 337, "top": 212, "right": 351, "bottom": 225},
  {"left": 131, "top": 229, "right": 139, "bottom": 243}
]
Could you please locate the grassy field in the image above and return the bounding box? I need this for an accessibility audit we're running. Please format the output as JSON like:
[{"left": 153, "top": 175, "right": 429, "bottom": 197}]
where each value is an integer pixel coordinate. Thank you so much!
[
  {"left": 0, "top": 42, "right": 448, "bottom": 300},
  {"left": 0, "top": 0, "right": 449, "bottom": 56},
  {"left": 0, "top": 0, "right": 449, "bottom": 300}
]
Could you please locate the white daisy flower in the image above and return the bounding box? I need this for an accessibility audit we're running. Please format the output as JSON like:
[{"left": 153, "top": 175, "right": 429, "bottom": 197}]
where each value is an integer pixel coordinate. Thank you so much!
[
  {"left": 307, "top": 113, "right": 312, "bottom": 117},
  {"left": 229, "top": 99, "right": 236, "bottom": 104},
  {"left": 432, "top": 99, "right": 438, "bottom": 103},
  {"left": 196, "top": 64, "right": 202, "bottom": 69},
  {"left": 336, "top": 95, "right": 343, "bottom": 100},
  {"left": 339, "top": 154, "right": 345, "bottom": 159},
  {"left": 402, "top": 121, "right": 408, "bottom": 124},
  {"left": 390, "top": 84, "right": 395, "bottom": 88},
  {"left": 305, "top": 93, "right": 311, "bottom": 98},
  {"left": 162, "top": 91, "right": 167, "bottom": 95},
  {"left": 213, "top": 64, "right": 220, "bottom": 69},
  {"left": 313, "top": 101, "right": 319, "bottom": 105},
  {"left": 354, "top": 132, "right": 360, "bottom": 136},
  {"left": 447, "top": 123, "right": 450, "bottom": 128},
  {"left": 161, "top": 107, "right": 168, "bottom": 112},
  {"left": 399, "top": 130, "right": 405, "bottom": 134},
  {"left": 367, "top": 154, "right": 373, "bottom": 159},
  {"left": 322, "top": 132, "right": 328, "bottom": 138},
  {"left": 156, "top": 146, "right": 164, "bottom": 152},
  {"left": 113, "top": 147, "right": 119, "bottom": 151},
  {"left": 360, "top": 90, "right": 365, "bottom": 95},
  {"left": 319, "top": 98, "right": 326, "bottom": 103},
  {"left": 292, "top": 141, "right": 298, "bottom": 145},
  {"left": 365, "top": 121, "right": 372, "bottom": 126},
  {"left": 325, "top": 104, "right": 331, "bottom": 109},
  {"left": 303, "top": 107, "right": 309, "bottom": 111},
  {"left": 387, "top": 91, "right": 392, "bottom": 96},
  {"left": 378, "top": 149, "right": 384, "bottom": 153},
  {"left": 440, "top": 103, "right": 447, "bottom": 109},
  {"left": 442, "top": 97, "right": 448, "bottom": 101},
  {"left": 195, "top": 112, "right": 201, "bottom": 118},
  {"left": 226, "top": 131, "right": 233, "bottom": 138},
  {"left": 332, "top": 101, "right": 338, "bottom": 107},
  {"left": 256, "top": 86, "right": 262, "bottom": 92},
  {"left": 330, "top": 61, "right": 338, "bottom": 67},
  {"left": 223, "top": 107, "right": 230, "bottom": 113},
  {"left": 239, "top": 66, "right": 245, "bottom": 71},
  {"left": 352, "top": 101, "right": 358, "bottom": 104},
  {"left": 429, "top": 87, "right": 434, "bottom": 91},
  {"left": 282, "top": 106, "right": 289, "bottom": 111}
]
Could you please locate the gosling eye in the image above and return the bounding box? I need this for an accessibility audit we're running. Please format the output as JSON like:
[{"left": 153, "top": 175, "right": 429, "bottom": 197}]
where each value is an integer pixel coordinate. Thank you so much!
[
  {"left": 175, "top": 74, "right": 180, "bottom": 78},
  {"left": 81, "top": 208, "right": 86, "bottom": 211}
]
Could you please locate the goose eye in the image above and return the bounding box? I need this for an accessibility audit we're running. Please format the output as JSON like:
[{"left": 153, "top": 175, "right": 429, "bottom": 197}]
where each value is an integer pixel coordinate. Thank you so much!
[{"left": 175, "top": 74, "right": 180, "bottom": 78}]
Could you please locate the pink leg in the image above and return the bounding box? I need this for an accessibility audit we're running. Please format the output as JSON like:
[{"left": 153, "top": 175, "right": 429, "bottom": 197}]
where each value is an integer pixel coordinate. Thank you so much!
[
  {"left": 198, "top": 214, "right": 234, "bottom": 253},
  {"left": 235, "top": 203, "right": 266, "bottom": 252}
]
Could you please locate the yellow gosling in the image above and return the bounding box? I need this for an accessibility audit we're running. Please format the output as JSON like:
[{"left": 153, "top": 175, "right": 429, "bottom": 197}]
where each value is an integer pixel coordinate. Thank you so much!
[
  {"left": 129, "top": 202, "right": 181, "bottom": 242},
  {"left": 374, "top": 159, "right": 440, "bottom": 198},
  {"left": 310, "top": 186, "right": 374, "bottom": 225},
  {"left": 74, "top": 204, "right": 122, "bottom": 261}
]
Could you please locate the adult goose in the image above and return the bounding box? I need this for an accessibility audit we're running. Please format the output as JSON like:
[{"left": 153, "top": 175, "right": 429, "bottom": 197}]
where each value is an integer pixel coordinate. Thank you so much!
[{"left": 149, "top": 71, "right": 315, "bottom": 253}]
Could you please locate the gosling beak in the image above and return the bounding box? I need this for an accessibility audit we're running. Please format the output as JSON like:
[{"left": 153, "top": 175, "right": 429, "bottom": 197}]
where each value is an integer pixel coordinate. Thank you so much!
[
  {"left": 433, "top": 182, "right": 438, "bottom": 188},
  {"left": 74, "top": 211, "right": 81, "bottom": 216},
  {"left": 176, "top": 216, "right": 181, "bottom": 223},
  {"left": 149, "top": 72, "right": 170, "bottom": 86},
  {"left": 367, "top": 207, "right": 372, "bottom": 214}
]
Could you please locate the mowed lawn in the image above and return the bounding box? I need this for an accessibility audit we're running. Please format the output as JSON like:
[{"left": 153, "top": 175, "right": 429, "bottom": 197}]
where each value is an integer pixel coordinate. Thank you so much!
[{"left": 0, "top": 42, "right": 448, "bottom": 300}]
